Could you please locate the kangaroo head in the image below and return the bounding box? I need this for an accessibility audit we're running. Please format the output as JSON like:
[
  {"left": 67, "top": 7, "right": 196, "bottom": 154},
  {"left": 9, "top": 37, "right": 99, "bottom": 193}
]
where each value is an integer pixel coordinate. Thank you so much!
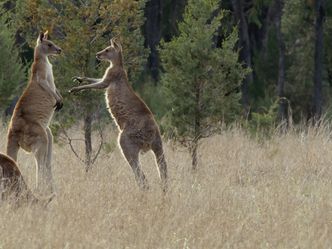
[
  {"left": 96, "top": 38, "right": 123, "bottom": 64},
  {"left": 36, "top": 31, "right": 62, "bottom": 56}
]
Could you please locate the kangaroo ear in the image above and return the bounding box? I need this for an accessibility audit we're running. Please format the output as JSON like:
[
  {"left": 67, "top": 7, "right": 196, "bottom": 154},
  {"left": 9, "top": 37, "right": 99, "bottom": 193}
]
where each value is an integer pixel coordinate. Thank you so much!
[
  {"left": 37, "top": 31, "right": 44, "bottom": 44},
  {"left": 44, "top": 30, "right": 49, "bottom": 40},
  {"left": 113, "top": 39, "right": 122, "bottom": 52},
  {"left": 110, "top": 38, "right": 115, "bottom": 47}
]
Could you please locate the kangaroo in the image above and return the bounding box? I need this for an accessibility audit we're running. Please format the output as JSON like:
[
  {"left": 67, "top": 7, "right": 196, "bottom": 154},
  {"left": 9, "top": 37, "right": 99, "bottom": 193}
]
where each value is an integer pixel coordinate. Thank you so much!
[
  {"left": 69, "top": 38, "right": 167, "bottom": 192},
  {"left": 0, "top": 153, "right": 54, "bottom": 205},
  {"left": 6, "top": 31, "right": 62, "bottom": 195}
]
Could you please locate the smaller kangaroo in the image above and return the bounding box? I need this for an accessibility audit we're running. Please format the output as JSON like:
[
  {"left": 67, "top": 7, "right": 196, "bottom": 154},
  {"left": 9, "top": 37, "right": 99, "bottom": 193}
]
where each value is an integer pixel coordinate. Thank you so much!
[
  {"left": 0, "top": 153, "right": 54, "bottom": 205},
  {"left": 6, "top": 31, "right": 62, "bottom": 195},
  {"left": 70, "top": 38, "right": 167, "bottom": 192}
]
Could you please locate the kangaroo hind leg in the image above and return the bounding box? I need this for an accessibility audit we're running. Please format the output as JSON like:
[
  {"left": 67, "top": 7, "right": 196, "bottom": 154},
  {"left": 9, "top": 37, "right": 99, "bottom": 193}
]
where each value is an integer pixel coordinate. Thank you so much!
[
  {"left": 45, "top": 127, "right": 54, "bottom": 193},
  {"left": 6, "top": 130, "right": 20, "bottom": 162},
  {"left": 152, "top": 136, "right": 168, "bottom": 193},
  {"left": 119, "top": 132, "right": 149, "bottom": 190},
  {"left": 30, "top": 126, "right": 53, "bottom": 195}
]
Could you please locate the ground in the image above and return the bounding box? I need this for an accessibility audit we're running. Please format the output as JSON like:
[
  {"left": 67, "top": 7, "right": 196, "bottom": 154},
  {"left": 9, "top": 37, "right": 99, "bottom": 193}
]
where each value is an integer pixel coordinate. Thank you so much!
[{"left": 0, "top": 125, "right": 331, "bottom": 248}]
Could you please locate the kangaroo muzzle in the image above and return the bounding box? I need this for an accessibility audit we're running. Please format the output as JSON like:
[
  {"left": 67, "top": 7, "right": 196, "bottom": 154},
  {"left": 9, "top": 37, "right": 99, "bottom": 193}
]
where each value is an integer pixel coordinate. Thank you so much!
[{"left": 96, "top": 52, "right": 102, "bottom": 60}]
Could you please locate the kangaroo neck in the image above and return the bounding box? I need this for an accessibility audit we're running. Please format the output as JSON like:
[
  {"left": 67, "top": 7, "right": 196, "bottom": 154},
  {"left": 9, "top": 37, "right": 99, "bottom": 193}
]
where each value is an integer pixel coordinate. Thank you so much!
[
  {"left": 108, "top": 63, "right": 125, "bottom": 79},
  {"left": 105, "top": 63, "right": 132, "bottom": 90},
  {"left": 34, "top": 49, "right": 49, "bottom": 64},
  {"left": 109, "top": 60, "right": 123, "bottom": 70}
]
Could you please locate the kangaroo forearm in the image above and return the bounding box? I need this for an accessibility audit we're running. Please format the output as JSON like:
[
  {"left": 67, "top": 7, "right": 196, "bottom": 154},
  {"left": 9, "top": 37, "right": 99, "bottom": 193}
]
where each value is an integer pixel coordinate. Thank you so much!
[
  {"left": 39, "top": 82, "right": 60, "bottom": 101},
  {"left": 75, "top": 81, "right": 109, "bottom": 90},
  {"left": 84, "top": 77, "right": 102, "bottom": 83},
  {"left": 56, "top": 89, "right": 63, "bottom": 100}
]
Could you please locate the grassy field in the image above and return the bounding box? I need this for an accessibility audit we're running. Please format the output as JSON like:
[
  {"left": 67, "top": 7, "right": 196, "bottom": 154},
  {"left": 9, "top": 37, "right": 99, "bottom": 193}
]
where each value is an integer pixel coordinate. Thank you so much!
[{"left": 0, "top": 124, "right": 331, "bottom": 248}]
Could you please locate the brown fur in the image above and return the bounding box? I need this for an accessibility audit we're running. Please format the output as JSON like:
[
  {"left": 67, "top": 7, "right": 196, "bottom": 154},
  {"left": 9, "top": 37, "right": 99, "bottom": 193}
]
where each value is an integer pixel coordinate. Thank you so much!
[
  {"left": 0, "top": 153, "right": 54, "bottom": 205},
  {"left": 70, "top": 38, "right": 167, "bottom": 191},
  {"left": 6, "top": 31, "right": 62, "bottom": 195}
]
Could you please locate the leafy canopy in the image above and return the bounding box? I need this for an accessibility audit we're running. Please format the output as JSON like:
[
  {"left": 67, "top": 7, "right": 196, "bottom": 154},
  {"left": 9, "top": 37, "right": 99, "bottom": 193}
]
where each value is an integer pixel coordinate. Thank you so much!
[
  {"left": 0, "top": 8, "right": 26, "bottom": 112},
  {"left": 160, "top": 0, "right": 248, "bottom": 141}
]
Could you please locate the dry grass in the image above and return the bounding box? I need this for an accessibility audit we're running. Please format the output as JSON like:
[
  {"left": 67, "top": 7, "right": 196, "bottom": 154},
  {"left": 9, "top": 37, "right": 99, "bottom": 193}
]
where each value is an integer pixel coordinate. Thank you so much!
[{"left": 0, "top": 124, "right": 331, "bottom": 249}]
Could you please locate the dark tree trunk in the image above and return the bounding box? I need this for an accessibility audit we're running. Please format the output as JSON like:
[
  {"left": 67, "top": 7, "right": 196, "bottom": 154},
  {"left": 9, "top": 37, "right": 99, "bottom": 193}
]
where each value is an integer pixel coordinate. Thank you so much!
[
  {"left": 144, "top": 0, "right": 163, "bottom": 81},
  {"left": 84, "top": 112, "right": 93, "bottom": 172},
  {"left": 275, "top": 0, "right": 287, "bottom": 126},
  {"left": 162, "top": 0, "right": 186, "bottom": 41},
  {"left": 170, "top": 0, "right": 186, "bottom": 29},
  {"left": 232, "top": 0, "right": 253, "bottom": 118},
  {"left": 191, "top": 138, "right": 198, "bottom": 171},
  {"left": 312, "top": 0, "right": 325, "bottom": 121},
  {"left": 191, "top": 82, "right": 203, "bottom": 171}
]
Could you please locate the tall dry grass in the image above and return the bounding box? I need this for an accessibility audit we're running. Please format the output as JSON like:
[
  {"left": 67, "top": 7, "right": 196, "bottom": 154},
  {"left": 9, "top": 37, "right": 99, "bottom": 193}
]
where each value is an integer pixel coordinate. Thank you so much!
[{"left": 0, "top": 124, "right": 331, "bottom": 248}]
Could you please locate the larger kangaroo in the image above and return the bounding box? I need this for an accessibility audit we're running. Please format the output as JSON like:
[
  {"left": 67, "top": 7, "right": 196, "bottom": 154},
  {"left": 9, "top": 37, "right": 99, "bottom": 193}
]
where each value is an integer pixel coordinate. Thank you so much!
[
  {"left": 6, "top": 31, "right": 62, "bottom": 195},
  {"left": 70, "top": 38, "right": 167, "bottom": 191}
]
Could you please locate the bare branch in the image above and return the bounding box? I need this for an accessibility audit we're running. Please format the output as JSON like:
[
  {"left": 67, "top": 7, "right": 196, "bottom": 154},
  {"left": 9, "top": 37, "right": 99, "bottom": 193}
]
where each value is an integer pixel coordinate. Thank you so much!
[
  {"left": 61, "top": 128, "right": 85, "bottom": 164},
  {"left": 91, "top": 126, "right": 104, "bottom": 164}
]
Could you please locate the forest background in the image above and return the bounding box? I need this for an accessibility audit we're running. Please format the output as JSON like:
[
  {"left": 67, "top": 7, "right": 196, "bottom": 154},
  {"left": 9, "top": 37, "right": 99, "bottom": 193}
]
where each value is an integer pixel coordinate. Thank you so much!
[{"left": 0, "top": 0, "right": 331, "bottom": 168}]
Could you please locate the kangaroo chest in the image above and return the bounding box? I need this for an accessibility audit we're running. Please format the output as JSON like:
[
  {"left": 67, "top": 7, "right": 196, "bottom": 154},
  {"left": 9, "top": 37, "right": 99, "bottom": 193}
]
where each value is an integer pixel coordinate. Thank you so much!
[
  {"left": 45, "top": 61, "right": 55, "bottom": 91},
  {"left": 105, "top": 87, "right": 129, "bottom": 130}
]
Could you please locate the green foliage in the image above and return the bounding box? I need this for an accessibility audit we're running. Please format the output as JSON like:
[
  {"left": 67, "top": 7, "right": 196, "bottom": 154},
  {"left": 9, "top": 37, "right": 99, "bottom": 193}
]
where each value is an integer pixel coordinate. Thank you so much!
[
  {"left": 251, "top": 26, "right": 279, "bottom": 104},
  {"left": 160, "top": 0, "right": 247, "bottom": 143},
  {"left": 138, "top": 77, "right": 167, "bottom": 121},
  {"left": 0, "top": 8, "right": 25, "bottom": 111},
  {"left": 248, "top": 98, "right": 279, "bottom": 137},
  {"left": 247, "top": 0, "right": 273, "bottom": 28}
]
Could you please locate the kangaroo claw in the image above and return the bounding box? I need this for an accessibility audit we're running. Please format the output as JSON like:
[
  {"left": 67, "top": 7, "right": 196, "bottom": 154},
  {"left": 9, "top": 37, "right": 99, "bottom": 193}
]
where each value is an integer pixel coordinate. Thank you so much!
[
  {"left": 54, "top": 101, "right": 63, "bottom": 111},
  {"left": 72, "top": 76, "right": 84, "bottom": 83},
  {"left": 68, "top": 87, "right": 79, "bottom": 94}
]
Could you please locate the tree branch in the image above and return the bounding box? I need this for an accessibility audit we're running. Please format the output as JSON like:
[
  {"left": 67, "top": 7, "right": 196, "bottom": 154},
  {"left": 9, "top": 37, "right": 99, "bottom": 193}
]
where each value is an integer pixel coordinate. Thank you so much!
[
  {"left": 91, "top": 126, "right": 104, "bottom": 164},
  {"left": 61, "top": 128, "right": 85, "bottom": 164}
]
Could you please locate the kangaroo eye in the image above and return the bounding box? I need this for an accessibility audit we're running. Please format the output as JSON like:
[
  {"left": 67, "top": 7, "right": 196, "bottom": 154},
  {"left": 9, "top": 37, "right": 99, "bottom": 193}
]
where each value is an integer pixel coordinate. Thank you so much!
[
  {"left": 48, "top": 44, "right": 52, "bottom": 47},
  {"left": 105, "top": 49, "right": 109, "bottom": 52}
]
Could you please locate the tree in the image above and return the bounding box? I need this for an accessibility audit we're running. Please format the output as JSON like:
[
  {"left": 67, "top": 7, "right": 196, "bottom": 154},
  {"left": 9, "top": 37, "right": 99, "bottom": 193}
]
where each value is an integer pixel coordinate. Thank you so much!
[
  {"left": 15, "top": 0, "right": 148, "bottom": 171},
  {"left": 275, "top": 0, "right": 287, "bottom": 125},
  {"left": 0, "top": 7, "right": 25, "bottom": 116},
  {"left": 281, "top": 0, "right": 331, "bottom": 122},
  {"left": 231, "top": 0, "right": 253, "bottom": 117},
  {"left": 144, "top": 0, "right": 163, "bottom": 81},
  {"left": 160, "top": 0, "right": 247, "bottom": 170},
  {"left": 144, "top": 0, "right": 187, "bottom": 82},
  {"left": 312, "top": 0, "right": 326, "bottom": 121},
  {"left": 281, "top": 0, "right": 314, "bottom": 121}
]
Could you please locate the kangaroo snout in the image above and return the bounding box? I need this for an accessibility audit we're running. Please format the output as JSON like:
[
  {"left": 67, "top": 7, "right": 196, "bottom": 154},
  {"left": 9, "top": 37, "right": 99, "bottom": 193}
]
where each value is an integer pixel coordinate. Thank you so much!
[{"left": 56, "top": 48, "right": 62, "bottom": 54}]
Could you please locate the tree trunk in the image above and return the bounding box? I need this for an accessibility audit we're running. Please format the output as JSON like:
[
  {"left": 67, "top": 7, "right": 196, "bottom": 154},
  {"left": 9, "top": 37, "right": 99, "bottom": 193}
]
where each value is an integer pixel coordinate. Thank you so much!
[
  {"left": 84, "top": 112, "right": 93, "bottom": 172},
  {"left": 191, "top": 138, "right": 198, "bottom": 171},
  {"left": 275, "top": 0, "right": 287, "bottom": 127},
  {"left": 312, "top": 0, "right": 325, "bottom": 121},
  {"left": 191, "top": 81, "right": 203, "bottom": 171},
  {"left": 169, "top": 0, "right": 186, "bottom": 34},
  {"left": 144, "top": 0, "right": 162, "bottom": 81},
  {"left": 232, "top": 0, "right": 253, "bottom": 118}
]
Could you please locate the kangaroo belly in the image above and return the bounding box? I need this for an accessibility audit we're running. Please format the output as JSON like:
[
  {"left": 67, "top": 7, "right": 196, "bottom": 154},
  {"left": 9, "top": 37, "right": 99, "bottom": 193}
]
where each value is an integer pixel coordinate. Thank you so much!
[
  {"left": 106, "top": 90, "right": 158, "bottom": 140},
  {"left": 14, "top": 87, "right": 55, "bottom": 127},
  {"left": 106, "top": 93, "right": 128, "bottom": 130}
]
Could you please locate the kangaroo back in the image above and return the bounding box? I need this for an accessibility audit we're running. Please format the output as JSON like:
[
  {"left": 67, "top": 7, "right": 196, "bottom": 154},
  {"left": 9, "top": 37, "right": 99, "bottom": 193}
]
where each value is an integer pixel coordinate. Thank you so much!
[{"left": 0, "top": 153, "right": 44, "bottom": 205}]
